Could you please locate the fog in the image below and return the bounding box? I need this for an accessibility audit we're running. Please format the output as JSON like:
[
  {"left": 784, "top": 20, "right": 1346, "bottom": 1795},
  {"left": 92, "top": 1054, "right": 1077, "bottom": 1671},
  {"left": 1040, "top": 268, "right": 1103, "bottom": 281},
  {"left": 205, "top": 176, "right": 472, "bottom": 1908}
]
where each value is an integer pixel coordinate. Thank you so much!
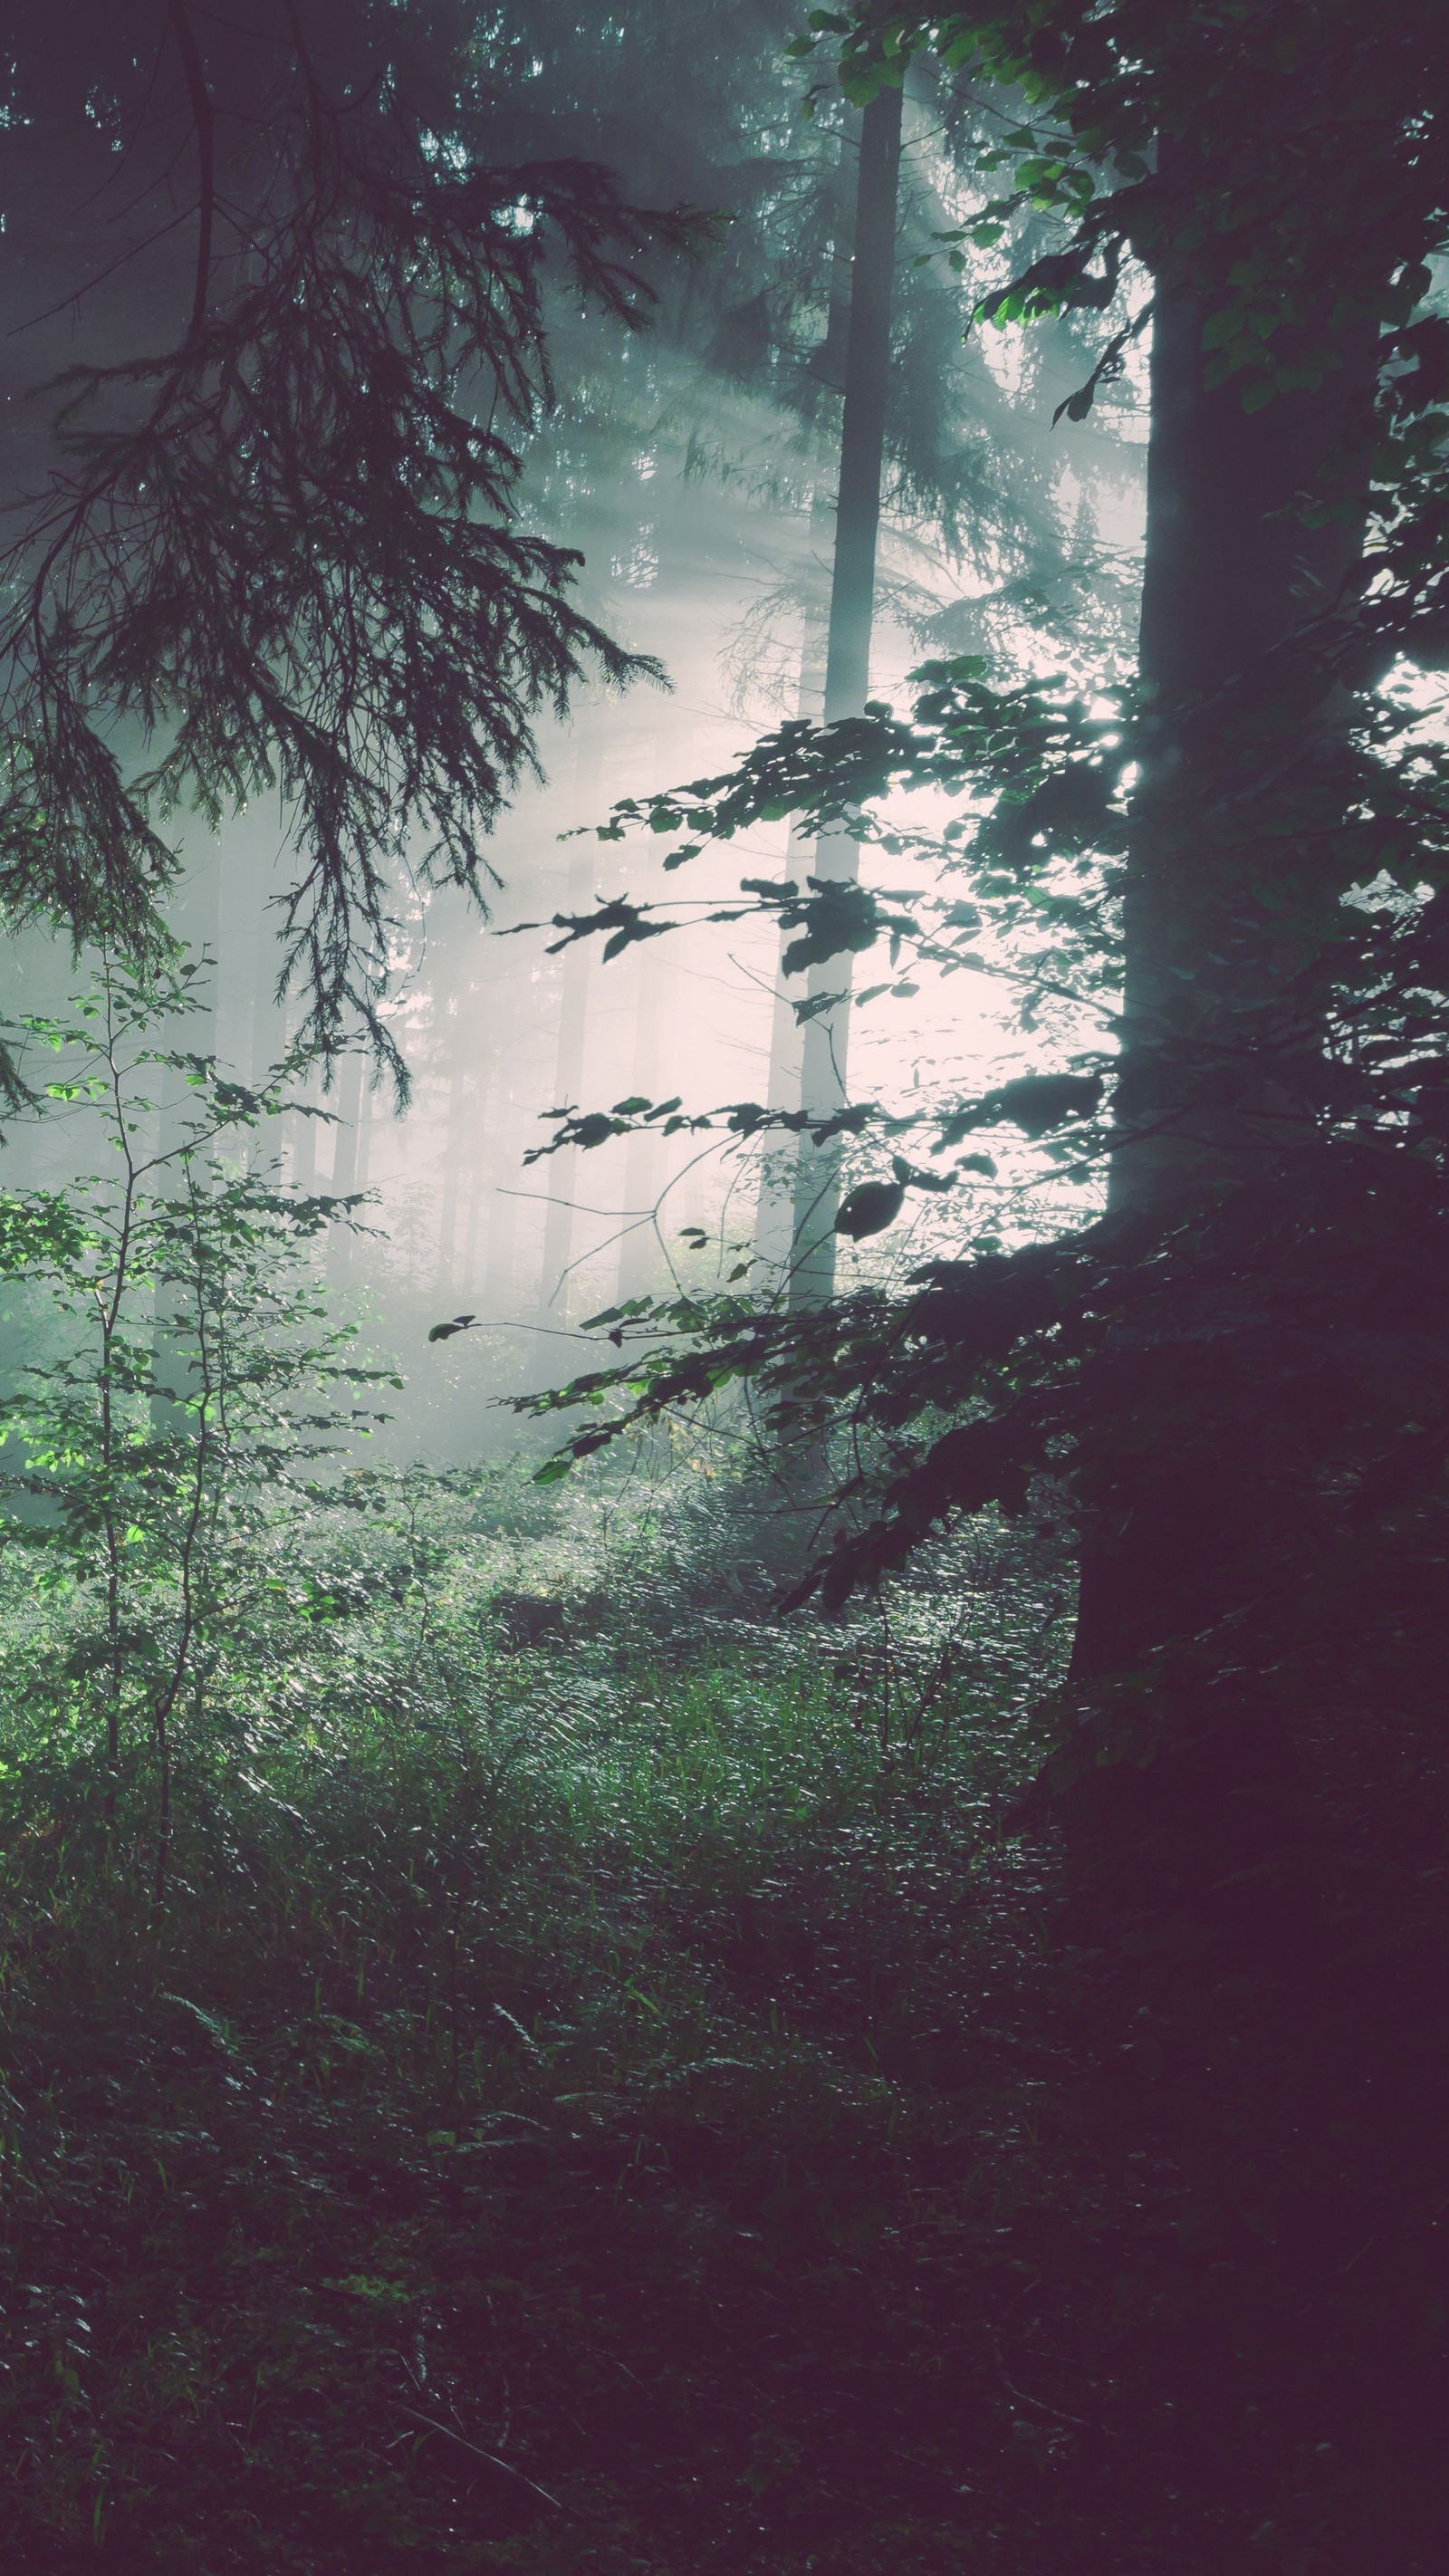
[{"left": 0, "top": 8, "right": 1147, "bottom": 1464}]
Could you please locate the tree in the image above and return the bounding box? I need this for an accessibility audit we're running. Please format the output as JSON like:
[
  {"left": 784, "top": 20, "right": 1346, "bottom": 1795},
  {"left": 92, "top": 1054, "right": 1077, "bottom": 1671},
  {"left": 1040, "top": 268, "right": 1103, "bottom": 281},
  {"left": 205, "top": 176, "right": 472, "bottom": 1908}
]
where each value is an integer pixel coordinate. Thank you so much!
[
  {"left": 786, "top": 83, "right": 904, "bottom": 1308},
  {"left": 0, "top": 2, "right": 691, "bottom": 1080},
  {"left": 517, "top": 0, "right": 1449, "bottom": 1843},
  {"left": 0, "top": 960, "right": 393, "bottom": 1879},
  {"left": 836, "top": 0, "right": 1448, "bottom": 1713}
]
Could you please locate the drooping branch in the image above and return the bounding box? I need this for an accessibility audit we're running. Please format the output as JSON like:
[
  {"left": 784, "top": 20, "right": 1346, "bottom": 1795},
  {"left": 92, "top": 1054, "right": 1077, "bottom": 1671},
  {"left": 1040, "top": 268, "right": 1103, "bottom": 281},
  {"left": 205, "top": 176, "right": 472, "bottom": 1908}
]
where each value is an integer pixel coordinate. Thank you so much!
[{"left": 0, "top": 45, "right": 697, "bottom": 1082}]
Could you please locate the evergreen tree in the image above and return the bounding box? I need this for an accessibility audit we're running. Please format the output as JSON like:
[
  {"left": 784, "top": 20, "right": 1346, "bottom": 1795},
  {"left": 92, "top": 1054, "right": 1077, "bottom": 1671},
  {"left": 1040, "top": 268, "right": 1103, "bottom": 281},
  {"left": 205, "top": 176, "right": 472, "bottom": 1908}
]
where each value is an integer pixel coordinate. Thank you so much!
[{"left": 0, "top": 2, "right": 692, "bottom": 1076}]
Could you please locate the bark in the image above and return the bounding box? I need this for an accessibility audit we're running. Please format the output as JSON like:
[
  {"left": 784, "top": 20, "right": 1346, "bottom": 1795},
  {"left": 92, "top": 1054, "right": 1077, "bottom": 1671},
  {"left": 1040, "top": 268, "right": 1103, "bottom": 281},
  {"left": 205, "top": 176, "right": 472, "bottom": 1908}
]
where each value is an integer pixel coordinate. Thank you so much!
[
  {"left": 1110, "top": 287, "right": 1369, "bottom": 1220},
  {"left": 286, "top": 994, "right": 321, "bottom": 1196},
  {"left": 787, "top": 82, "right": 903, "bottom": 1312},
  {"left": 432, "top": 1025, "right": 466, "bottom": 1295},
  {"left": 1070, "top": 255, "right": 1374, "bottom": 1687},
  {"left": 241, "top": 808, "right": 289, "bottom": 1095},
  {"left": 456, "top": 1036, "right": 494, "bottom": 1305}
]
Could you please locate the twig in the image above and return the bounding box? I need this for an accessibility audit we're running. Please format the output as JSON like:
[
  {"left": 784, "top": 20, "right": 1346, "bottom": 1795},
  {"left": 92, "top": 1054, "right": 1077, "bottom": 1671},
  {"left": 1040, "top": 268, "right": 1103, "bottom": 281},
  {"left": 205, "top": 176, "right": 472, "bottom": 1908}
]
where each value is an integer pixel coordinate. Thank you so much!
[
  {"left": 398, "top": 2411, "right": 577, "bottom": 2517},
  {"left": 167, "top": 2, "right": 216, "bottom": 341}
]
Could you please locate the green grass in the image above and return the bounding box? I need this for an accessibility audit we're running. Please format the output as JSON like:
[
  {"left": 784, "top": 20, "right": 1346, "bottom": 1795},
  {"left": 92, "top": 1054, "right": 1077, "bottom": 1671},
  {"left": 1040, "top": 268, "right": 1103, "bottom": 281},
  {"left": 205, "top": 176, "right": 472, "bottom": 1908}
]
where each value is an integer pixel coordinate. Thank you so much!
[
  {"left": 1, "top": 1478, "right": 1440, "bottom": 2573},
  {"left": 0, "top": 1488, "right": 1118, "bottom": 2571}
]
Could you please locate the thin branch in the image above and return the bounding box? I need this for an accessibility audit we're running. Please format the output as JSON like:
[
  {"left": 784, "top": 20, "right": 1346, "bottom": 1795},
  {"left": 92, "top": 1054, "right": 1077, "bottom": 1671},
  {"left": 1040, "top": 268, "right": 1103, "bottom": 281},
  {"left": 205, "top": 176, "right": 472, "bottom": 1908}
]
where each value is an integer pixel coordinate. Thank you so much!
[
  {"left": 167, "top": 0, "right": 217, "bottom": 341},
  {"left": 398, "top": 2411, "right": 579, "bottom": 2518}
]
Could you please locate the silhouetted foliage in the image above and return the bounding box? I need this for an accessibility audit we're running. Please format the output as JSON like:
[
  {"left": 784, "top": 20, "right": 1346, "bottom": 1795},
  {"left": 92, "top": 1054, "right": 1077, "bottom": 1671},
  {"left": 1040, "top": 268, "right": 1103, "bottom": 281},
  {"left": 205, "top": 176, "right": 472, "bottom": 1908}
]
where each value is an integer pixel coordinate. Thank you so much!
[{"left": 0, "top": 4, "right": 694, "bottom": 1080}]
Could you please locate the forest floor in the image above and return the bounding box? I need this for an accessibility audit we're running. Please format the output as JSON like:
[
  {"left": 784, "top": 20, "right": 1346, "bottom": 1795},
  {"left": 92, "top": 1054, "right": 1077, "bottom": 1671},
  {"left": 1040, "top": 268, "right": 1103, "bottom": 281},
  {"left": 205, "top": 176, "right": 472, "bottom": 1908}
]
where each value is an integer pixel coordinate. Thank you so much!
[{"left": 0, "top": 1475, "right": 1441, "bottom": 2571}]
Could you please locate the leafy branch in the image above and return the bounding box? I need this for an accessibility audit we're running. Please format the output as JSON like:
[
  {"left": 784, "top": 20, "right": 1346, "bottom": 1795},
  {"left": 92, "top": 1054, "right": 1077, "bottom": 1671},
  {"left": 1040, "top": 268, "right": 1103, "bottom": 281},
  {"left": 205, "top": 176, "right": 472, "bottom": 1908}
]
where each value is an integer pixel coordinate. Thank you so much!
[{"left": 0, "top": 32, "right": 699, "bottom": 1084}]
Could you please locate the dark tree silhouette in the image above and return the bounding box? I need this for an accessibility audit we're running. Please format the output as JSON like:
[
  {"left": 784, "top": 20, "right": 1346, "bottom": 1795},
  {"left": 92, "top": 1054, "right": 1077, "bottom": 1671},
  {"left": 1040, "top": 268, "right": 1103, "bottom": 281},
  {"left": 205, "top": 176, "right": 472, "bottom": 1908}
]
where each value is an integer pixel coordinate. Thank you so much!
[{"left": 0, "top": 3, "right": 694, "bottom": 1084}]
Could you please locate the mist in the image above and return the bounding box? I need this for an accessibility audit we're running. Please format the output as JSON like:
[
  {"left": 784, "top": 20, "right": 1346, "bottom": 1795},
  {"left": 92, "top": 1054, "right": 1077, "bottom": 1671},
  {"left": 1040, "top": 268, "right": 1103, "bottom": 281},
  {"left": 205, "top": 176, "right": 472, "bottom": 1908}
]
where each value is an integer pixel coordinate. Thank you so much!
[
  {"left": 9, "top": 12, "right": 1431, "bottom": 2570},
  {"left": 0, "top": 5, "right": 1145, "bottom": 1467}
]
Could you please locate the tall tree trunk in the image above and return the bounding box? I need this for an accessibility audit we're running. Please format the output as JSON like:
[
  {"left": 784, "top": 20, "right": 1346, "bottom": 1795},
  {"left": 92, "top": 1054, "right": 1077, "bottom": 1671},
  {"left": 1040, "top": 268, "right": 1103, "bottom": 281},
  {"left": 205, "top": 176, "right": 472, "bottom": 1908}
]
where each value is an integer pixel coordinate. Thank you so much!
[
  {"left": 539, "top": 857, "right": 592, "bottom": 1319},
  {"left": 539, "top": 742, "right": 603, "bottom": 1322},
  {"left": 617, "top": 933, "right": 670, "bottom": 1302},
  {"left": 150, "top": 837, "right": 220, "bottom": 1435},
  {"left": 244, "top": 815, "right": 291, "bottom": 1178},
  {"left": 788, "top": 82, "right": 903, "bottom": 1309},
  {"left": 456, "top": 1034, "right": 495, "bottom": 1306},
  {"left": 246, "top": 848, "right": 284, "bottom": 1086},
  {"left": 483, "top": 1110, "right": 521, "bottom": 1320},
  {"left": 1070, "top": 251, "right": 1373, "bottom": 1687},
  {"left": 482, "top": 962, "right": 533, "bottom": 1323},
  {"left": 432, "top": 1015, "right": 467, "bottom": 1299},
  {"left": 754, "top": 139, "right": 856, "bottom": 1283},
  {"left": 754, "top": 495, "right": 832, "bottom": 1282},
  {"left": 286, "top": 994, "right": 321, "bottom": 1196},
  {"left": 352, "top": 1063, "right": 374, "bottom": 1198},
  {"left": 325, "top": 1047, "right": 365, "bottom": 1289}
]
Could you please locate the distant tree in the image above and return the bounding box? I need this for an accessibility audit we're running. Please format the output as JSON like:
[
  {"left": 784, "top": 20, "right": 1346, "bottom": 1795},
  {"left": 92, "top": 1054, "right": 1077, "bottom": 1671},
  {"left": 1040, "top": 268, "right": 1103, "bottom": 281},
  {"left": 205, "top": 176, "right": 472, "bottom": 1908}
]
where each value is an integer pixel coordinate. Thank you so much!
[
  {"left": 785, "top": 83, "right": 903, "bottom": 1309},
  {"left": 487, "top": 10, "right": 1124, "bottom": 1312}
]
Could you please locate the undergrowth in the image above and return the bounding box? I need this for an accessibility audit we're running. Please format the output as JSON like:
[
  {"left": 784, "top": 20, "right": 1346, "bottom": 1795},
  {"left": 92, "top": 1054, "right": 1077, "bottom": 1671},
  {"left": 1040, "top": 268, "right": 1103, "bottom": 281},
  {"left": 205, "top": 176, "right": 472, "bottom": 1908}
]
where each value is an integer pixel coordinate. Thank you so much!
[
  {"left": 1, "top": 1469, "right": 1442, "bottom": 2571},
  {"left": 0, "top": 1474, "right": 1117, "bottom": 2574}
]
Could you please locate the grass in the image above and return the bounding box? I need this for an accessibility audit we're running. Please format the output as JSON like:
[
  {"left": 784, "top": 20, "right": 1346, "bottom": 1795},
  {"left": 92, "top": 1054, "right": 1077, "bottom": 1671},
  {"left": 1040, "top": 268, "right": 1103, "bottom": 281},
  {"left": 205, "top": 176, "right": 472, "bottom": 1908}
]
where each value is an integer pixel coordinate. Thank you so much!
[
  {"left": 0, "top": 1482, "right": 1108, "bottom": 2571},
  {"left": 0, "top": 1472, "right": 1443, "bottom": 2571}
]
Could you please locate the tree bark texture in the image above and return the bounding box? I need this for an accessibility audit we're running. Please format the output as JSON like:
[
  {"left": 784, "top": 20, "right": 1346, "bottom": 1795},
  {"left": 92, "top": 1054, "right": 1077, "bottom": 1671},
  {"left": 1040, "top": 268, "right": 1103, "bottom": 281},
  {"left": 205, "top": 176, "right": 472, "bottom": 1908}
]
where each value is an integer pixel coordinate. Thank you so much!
[
  {"left": 1070, "top": 258, "right": 1373, "bottom": 1687},
  {"left": 788, "top": 82, "right": 903, "bottom": 1311},
  {"left": 1112, "top": 286, "right": 1370, "bottom": 1219}
]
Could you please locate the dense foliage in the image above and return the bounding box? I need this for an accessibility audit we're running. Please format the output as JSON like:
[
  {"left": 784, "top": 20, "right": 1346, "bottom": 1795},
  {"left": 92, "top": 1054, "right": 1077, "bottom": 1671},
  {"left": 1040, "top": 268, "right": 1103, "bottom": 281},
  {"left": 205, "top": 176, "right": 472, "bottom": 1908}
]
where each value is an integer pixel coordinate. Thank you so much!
[{"left": 0, "top": 1457, "right": 1094, "bottom": 2569}]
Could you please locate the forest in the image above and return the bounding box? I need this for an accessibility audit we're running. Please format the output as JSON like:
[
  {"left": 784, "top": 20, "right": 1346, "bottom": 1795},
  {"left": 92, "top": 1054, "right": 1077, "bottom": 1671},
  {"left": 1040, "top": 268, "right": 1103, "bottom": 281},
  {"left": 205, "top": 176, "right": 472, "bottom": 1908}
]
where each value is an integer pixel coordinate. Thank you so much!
[{"left": 0, "top": 2, "right": 1445, "bottom": 2567}]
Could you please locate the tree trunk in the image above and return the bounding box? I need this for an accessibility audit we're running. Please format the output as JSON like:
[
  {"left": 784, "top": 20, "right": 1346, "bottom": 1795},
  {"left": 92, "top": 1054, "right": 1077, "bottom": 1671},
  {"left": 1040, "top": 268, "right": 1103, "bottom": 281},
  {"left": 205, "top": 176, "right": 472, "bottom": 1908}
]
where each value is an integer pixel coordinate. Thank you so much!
[
  {"left": 787, "top": 82, "right": 903, "bottom": 1311},
  {"left": 615, "top": 720, "right": 685, "bottom": 1310},
  {"left": 287, "top": 1001, "right": 321, "bottom": 1196},
  {"left": 753, "top": 527, "right": 830, "bottom": 1283},
  {"left": 617, "top": 934, "right": 669, "bottom": 1302},
  {"left": 431, "top": 1006, "right": 469, "bottom": 1302},
  {"left": 1111, "top": 297, "right": 1368, "bottom": 1221},
  {"left": 1070, "top": 253, "right": 1373, "bottom": 1688},
  {"left": 482, "top": 969, "right": 532, "bottom": 1323},
  {"left": 754, "top": 138, "right": 856, "bottom": 1283},
  {"left": 325, "top": 1047, "right": 366, "bottom": 1289},
  {"left": 150, "top": 837, "right": 220, "bottom": 1436},
  {"left": 538, "top": 872, "right": 591, "bottom": 1319},
  {"left": 539, "top": 743, "right": 602, "bottom": 1322}
]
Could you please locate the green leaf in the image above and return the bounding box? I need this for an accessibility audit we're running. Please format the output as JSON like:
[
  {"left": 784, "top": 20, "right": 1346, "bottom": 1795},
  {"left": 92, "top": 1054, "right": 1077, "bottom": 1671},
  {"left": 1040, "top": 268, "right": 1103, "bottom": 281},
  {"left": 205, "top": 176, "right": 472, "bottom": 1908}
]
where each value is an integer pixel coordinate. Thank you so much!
[
  {"left": 1200, "top": 307, "right": 1243, "bottom": 351},
  {"left": 835, "top": 1178, "right": 906, "bottom": 1240}
]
